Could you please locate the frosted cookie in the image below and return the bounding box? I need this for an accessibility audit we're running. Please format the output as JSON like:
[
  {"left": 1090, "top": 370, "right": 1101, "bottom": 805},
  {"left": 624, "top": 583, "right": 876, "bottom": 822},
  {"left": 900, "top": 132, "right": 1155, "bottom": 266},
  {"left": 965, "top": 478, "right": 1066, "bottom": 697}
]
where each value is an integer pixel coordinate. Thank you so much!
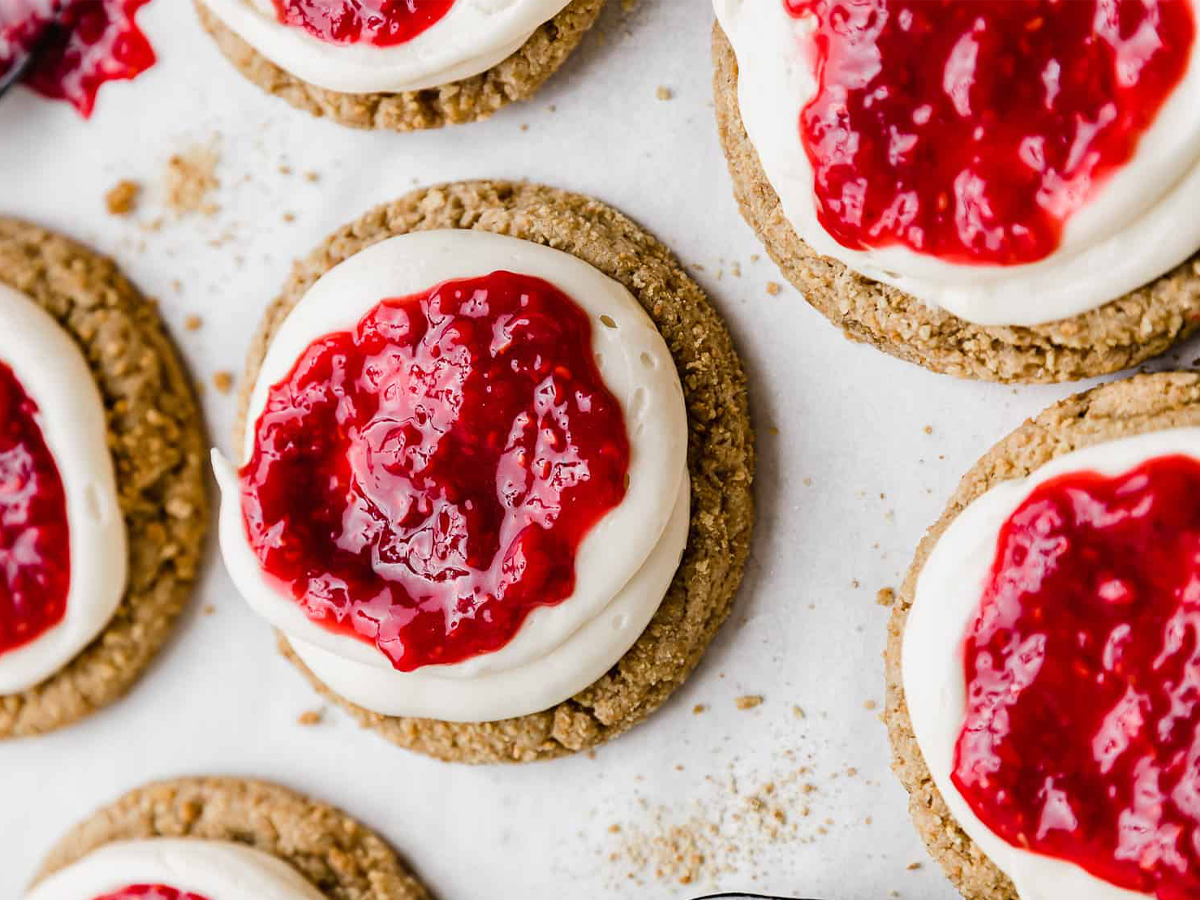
[
  {"left": 712, "top": 3, "right": 1200, "bottom": 382},
  {"left": 886, "top": 372, "right": 1200, "bottom": 899},
  {"left": 0, "top": 220, "right": 207, "bottom": 738},
  {"left": 29, "top": 777, "right": 429, "bottom": 900},
  {"left": 213, "top": 180, "right": 755, "bottom": 763},
  {"left": 195, "top": 0, "right": 605, "bottom": 131}
]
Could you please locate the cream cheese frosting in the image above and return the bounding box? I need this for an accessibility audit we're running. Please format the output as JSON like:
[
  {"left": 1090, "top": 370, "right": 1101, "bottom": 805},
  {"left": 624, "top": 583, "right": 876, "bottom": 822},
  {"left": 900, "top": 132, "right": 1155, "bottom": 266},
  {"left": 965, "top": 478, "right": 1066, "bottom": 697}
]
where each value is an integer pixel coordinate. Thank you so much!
[
  {"left": 903, "top": 429, "right": 1200, "bottom": 900},
  {"left": 713, "top": 0, "right": 1200, "bottom": 328},
  {"left": 24, "top": 838, "right": 327, "bottom": 900},
  {"left": 0, "top": 284, "right": 127, "bottom": 695},
  {"left": 214, "top": 229, "right": 690, "bottom": 722},
  {"left": 200, "top": 0, "right": 573, "bottom": 94}
]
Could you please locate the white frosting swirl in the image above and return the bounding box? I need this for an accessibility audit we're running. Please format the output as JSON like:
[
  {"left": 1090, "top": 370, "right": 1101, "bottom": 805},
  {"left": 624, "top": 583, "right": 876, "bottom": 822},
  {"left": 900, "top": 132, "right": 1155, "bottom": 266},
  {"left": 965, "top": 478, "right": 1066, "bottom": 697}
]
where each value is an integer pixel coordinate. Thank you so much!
[
  {"left": 0, "top": 284, "right": 127, "bottom": 695},
  {"left": 200, "top": 0, "right": 573, "bottom": 93},
  {"left": 23, "top": 838, "right": 327, "bottom": 900},
  {"left": 713, "top": 0, "right": 1200, "bottom": 327},
  {"left": 214, "top": 229, "right": 690, "bottom": 722},
  {"left": 904, "top": 428, "right": 1200, "bottom": 900}
]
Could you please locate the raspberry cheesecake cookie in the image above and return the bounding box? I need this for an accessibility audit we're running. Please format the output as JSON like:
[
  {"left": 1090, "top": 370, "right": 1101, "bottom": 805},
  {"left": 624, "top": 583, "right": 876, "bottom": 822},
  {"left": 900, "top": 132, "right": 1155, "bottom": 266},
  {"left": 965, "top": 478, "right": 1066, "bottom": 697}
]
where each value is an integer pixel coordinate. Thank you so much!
[
  {"left": 887, "top": 372, "right": 1200, "bottom": 899},
  {"left": 212, "top": 181, "right": 755, "bottom": 763},
  {"left": 27, "top": 777, "right": 429, "bottom": 899},
  {"left": 713, "top": 1, "right": 1200, "bottom": 382},
  {"left": 195, "top": 0, "right": 604, "bottom": 131},
  {"left": 0, "top": 220, "right": 206, "bottom": 737}
]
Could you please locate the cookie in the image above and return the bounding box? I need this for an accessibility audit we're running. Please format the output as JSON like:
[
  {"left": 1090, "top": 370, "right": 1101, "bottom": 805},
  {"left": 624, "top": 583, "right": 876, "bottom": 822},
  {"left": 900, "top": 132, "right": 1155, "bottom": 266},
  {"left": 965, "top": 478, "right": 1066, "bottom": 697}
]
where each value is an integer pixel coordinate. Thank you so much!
[
  {"left": 0, "top": 219, "right": 207, "bottom": 738},
  {"left": 885, "top": 371, "right": 1200, "bottom": 899},
  {"left": 195, "top": 0, "right": 605, "bottom": 131},
  {"left": 712, "top": 24, "right": 1200, "bottom": 384},
  {"left": 232, "top": 179, "right": 756, "bottom": 763},
  {"left": 31, "top": 776, "right": 430, "bottom": 900}
]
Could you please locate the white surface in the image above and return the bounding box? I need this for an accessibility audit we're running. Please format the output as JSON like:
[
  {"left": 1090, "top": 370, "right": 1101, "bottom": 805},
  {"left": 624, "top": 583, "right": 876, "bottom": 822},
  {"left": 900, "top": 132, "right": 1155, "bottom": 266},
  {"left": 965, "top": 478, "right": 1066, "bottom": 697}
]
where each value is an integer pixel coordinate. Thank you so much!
[
  {"left": 0, "top": 284, "right": 127, "bottom": 695},
  {"left": 213, "top": 228, "right": 690, "bottom": 721},
  {"left": 201, "top": 0, "right": 571, "bottom": 93},
  {"left": 25, "top": 838, "right": 327, "bottom": 900},
  {"left": 904, "top": 430, "right": 1200, "bottom": 900},
  {"left": 714, "top": 0, "right": 1200, "bottom": 327},
  {"left": 0, "top": 2, "right": 1197, "bottom": 897}
]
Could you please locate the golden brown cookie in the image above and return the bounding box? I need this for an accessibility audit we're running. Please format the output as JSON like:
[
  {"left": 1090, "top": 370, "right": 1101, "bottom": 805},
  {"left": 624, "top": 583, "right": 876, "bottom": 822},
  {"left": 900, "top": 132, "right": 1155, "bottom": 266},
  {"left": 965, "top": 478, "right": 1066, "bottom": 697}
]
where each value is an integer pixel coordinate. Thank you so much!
[
  {"left": 32, "top": 776, "right": 430, "bottom": 900},
  {"left": 196, "top": 0, "right": 605, "bottom": 131},
  {"left": 712, "top": 24, "right": 1200, "bottom": 384},
  {"left": 0, "top": 219, "right": 208, "bottom": 738},
  {"left": 885, "top": 371, "right": 1200, "bottom": 899},
  {"left": 232, "top": 179, "right": 756, "bottom": 763}
]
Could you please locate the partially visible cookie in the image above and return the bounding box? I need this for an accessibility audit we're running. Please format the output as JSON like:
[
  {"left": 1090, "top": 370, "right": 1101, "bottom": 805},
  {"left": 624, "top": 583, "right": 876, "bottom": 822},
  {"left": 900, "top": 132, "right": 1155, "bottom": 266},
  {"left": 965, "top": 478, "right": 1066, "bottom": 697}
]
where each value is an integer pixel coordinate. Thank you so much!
[
  {"left": 0, "top": 219, "right": 207, "bottom": 737},
  {"left": 712, "top": 24, "right": 1200, "bottom": 384},
  {"left": 232, "top": 180, "right": 755, "bottom": 763},
  {"left": 885, "top": 371, "right": 1200, "bottom": 899},
  {"left": 32, "top": 776, "right": 430, "bottom": 900},
  {"left": 195, "top": 0, "right": 605, "bottom": 131}
]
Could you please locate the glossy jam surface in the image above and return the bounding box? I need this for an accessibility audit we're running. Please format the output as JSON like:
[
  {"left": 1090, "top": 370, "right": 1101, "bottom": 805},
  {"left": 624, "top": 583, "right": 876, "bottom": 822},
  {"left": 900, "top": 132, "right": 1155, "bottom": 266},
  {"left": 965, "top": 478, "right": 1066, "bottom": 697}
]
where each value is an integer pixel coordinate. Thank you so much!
[
  {"left": 240, "top": 271, "right": 630, "bottom": 672},
  {"left": 783, "top": 0, "right": 1196, "bottom": 265},
  {"left": 0, "top": 361, "right": 70, "bottom": 658},
  {"left": 954, "top": 455, "right": 1200, "bottom": 898},
  {"left": 0, "top": 0, "right": 157, "bottom": 117},
  {"left": 92, "top": 886, "right": 211, "bottom": 900},
  {"left": 271, "top": 0, "right": 456, "bottom": 46}
]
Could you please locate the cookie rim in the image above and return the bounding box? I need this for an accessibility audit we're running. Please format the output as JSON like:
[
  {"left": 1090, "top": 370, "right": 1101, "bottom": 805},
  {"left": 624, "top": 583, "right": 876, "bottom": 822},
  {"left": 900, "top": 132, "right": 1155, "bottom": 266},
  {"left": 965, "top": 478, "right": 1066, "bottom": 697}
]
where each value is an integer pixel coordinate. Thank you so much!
[
  {"left": 885, "top": 370, "right": 1200, "bottom": 899},
  {"left": 231, "top": 178, "right": 756, "bottom": 763},
  {"left": 195, "top": 0, "right": 606, "bottom": 131},
  {"left": 31, "top": 775, "right": 430, "bottom": 900},
  {"left": 711, "top": 22, "right": 1200, "bottom": 384},
  {"left": 0, "top": 218, "right": 209, "bottom": 738}
]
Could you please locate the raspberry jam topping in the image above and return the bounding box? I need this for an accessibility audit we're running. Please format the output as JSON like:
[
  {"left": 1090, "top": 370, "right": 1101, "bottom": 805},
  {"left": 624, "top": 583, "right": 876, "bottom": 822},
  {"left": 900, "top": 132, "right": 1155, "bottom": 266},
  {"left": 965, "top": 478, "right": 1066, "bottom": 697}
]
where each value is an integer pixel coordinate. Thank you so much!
[
  {"left": 954, "top": 455, "right": 1200, "bottom": 898},
  {"left": 0, "top": 0, "right": 157, "bottom": 117},
  {"left": 783, "top": 0, "right": 1196, "bottom": 264},
  {"left": 271, "top": 0, "right": 456, "bottom": 46},
  {"left": 0, "top": 361, "right": 70, "bottom": 658},
  {"left": 240, "top": 271, "right": 630, "bottom": 672},
  {"left": 93, "top": 887, "right": 211, "bottom": 900}
]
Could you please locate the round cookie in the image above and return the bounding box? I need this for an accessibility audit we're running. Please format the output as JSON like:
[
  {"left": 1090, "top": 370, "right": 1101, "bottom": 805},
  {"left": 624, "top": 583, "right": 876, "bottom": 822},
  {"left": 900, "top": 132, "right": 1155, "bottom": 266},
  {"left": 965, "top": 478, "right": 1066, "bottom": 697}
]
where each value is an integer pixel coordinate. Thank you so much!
[
  {"left": 885, "top": 371, "right": 1200, "bottom": 900},
  {"left": 0, "top": 219, "right": 208, "bottom": 738},
  {"left": 196, "top": 0, "right": 605, "bottom": 131},
  {"left": 32, "top": 776, "right": 430, "bottom": 900},
  {"left": 712, "top": 24, "right": 1200, "bottom": 384},
  {"left": 233, "top": 179, "right": 756, "bottom": 764}
]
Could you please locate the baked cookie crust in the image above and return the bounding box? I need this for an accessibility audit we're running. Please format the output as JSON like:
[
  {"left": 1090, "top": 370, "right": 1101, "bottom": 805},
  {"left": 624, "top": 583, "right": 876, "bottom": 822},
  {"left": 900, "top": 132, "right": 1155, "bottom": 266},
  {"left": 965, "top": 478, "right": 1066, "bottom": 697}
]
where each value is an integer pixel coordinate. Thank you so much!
[
  {"left": 885, "top": 371, "right": 1200, "bottom": 899},
  {"left": 712, "top": 24, "right": 1200, "bottom": 384},
  {"left": 196, "top": 0, "right": 605, "bottom": 131},
  {"left": 33, "top": 776, "right": 430, "bottom": 900},
  {"left": 233, "top": 180, "right": 756, "bottom": 763},
  {"left": 0, "top": 220, "right": 207, "bottom": 738}
]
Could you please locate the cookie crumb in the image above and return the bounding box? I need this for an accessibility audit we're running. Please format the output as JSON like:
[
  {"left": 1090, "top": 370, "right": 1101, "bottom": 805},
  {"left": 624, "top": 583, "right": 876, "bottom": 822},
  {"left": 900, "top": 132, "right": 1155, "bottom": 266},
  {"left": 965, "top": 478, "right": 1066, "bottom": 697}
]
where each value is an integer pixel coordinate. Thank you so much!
[
  {"left": 213, "top": 371, "right": 234, "bottom": 394},
  {"left": 735, "top": 695, "right": 764, "bottom": 710},
  {"left": 105, "top": 180, "right": 141, "bottom": 216},
  {"left": 864, "top": 699, "right": 878, "bottom": 711},
  {"left": 692, "top": 703, "right": 707, "bottom": 714},
  {"left": 792, "top": 704, "right": 805, "bottom": 719},
  {"left": 766, "top": 281, "right": 781, "bottom": 296},
  {"left": 283, "top": 212, "right": 296, "bottom": 223},
  {"left": 166, "top": 142, "right": 221, "bottom": 217},
  {"left": 297, "top": 709, "right": 323, "bottom": 726},
  {"left": 202, "top": 604, "right": 216, "bottom": 616},
  {"left": 877, "top": 587, "right": 896, "bottom": 607},
  {"left": 184, "top": 314, "right": 203, "bottom": 332},
  {"left": 906, "top": 862, "right": 923, "bottom": 871},
  {"left": 656, "top": 85, "right": 673, "bottom": 101}
]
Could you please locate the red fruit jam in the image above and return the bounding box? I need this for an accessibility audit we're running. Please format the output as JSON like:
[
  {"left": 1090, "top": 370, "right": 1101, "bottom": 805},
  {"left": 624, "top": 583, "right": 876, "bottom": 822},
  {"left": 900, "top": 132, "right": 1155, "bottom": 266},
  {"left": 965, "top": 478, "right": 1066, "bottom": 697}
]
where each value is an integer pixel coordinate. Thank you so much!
[
  {"left": 0, "top": 0, "right": 157, "bottom": 117},
  {"left": 239, "top": 271, "right": 631, "bottom": 672},
  {"left": 782, "top": 0, "right": 1196, "bottom": 265},
  {"left": 0, "top": 361, "right": 70, "bottom": 658},
  {"left": 271, "top": 0, "right": 456, "bottom": 46},
  {"left": 93, "top": 887, "right": 211, "bottom": 900},
  {"left": 954, "top": 455, "right": 1200, "bottom": 898}
]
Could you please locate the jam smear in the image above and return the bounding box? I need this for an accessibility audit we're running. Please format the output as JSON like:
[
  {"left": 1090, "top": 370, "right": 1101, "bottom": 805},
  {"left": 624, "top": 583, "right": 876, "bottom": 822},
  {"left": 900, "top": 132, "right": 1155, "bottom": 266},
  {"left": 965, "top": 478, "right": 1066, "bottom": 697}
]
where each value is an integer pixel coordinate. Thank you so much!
[
  {"left": 271, "top": 0, "right": 456, "bottom": 46},
  {"left": 783, "top": 0, "right": 1196, "bottom": 265},
  {"left": 955, "top": 455, "right": 1200, "bottom": 898},
  {"left": 0, "top": 0, "right": 157, "bottom": 117},
  {"left": 93, "top": 887, "right": 212, "bottom": 900},
  {"left": 0, "top": 361, "right": 70, "bottom": 659},
  {"left": 240, "top": 271, "right": 631, "bottom": 672}
]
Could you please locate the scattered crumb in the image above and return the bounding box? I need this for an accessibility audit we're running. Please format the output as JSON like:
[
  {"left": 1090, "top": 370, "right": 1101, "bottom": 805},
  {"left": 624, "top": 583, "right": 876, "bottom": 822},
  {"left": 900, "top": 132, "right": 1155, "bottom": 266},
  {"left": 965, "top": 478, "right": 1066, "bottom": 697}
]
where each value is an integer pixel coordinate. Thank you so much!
[
  {"left": 877, "top": 587, "right": 896, "bottom": 607},
  {"left": 692, "top": 704, "right": 707, "bottom": 714},
  {"left": 213, "top": 371, "right": 234, "bottom": 394},
  {"left": 791, "top": 705, "right": 805, "bottom": 719},
  {"left": 105, "top": 180, "right": 141, "bottom": 216},
  {"left": 864, "top": 699, "right": 878, "bottom": 711},
  {"left": 297, "top": 709, "right": 323, "bottom": 726},
  {"left": 202, "top": 604, "right": 215, "bottom": 616},
  {"left": 750, "top": 254, "right": 761, "bottom": 262},
  {"left": 731, "top": 261, "right": 742, "bottom": 277},
  {"left": 304, "top": 171, "right": 320, "bottom": 182},
  {"left": 656, "top": 85, "right": 673, "bottom": 101},
  {"left": 278, "top": 164, "right": 293, "bottom": 175},
  {"left": 166, "top": 141, "right": 221, "bottom": 217},
  {"left": 907, "top": 862, "right": 923, "bottom": 871},
  {"left": 735, "top": 695, "right": 764, "bottom": 710},
  {"left": 283, "top": 212, "right": 296, "bottom": 223},
  {"left": 766, "top": 281, "right": 781, "bottom": 296},
  {"left": 184, "top": 314, "right": 203, "bottom": 332}
]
